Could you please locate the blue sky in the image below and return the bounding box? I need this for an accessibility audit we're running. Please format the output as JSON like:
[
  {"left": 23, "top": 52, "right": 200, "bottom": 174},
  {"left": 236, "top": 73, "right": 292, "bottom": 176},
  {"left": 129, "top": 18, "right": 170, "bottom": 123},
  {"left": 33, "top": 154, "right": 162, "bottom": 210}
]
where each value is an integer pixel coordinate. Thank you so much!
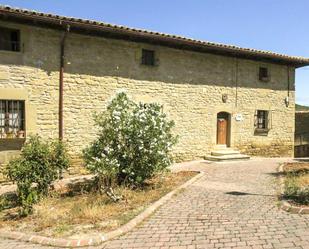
[{"left": 1, "top": 0, "right": 309, "bottom": 105}]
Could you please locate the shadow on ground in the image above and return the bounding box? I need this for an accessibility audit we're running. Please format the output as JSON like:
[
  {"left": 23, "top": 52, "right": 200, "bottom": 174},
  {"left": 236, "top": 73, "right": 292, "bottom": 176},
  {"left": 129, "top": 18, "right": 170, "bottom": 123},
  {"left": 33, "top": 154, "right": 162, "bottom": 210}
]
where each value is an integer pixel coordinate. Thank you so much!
[{"left": 225, "top": 191, "right": 275, "bottom": 197}]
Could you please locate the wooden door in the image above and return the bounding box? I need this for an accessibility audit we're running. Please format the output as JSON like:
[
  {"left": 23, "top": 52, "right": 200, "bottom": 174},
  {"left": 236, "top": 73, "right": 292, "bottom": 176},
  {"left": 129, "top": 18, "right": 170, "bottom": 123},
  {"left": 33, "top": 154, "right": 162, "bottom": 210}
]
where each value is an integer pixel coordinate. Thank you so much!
[{"left": 217, "top": 117, "right": 228, "bottom": 145}]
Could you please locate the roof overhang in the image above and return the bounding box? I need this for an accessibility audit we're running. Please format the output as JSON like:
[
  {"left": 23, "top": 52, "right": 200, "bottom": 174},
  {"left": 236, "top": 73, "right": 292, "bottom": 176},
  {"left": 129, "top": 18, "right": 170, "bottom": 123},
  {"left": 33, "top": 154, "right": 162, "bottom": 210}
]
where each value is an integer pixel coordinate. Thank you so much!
[{"left": 1, "top": 6, "right": 309, "bottom": 68}]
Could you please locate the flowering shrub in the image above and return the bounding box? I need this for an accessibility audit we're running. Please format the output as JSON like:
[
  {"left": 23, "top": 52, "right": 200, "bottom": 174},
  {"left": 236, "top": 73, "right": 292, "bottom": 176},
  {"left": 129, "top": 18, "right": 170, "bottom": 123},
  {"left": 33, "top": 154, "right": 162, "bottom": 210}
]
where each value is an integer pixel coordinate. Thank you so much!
[
  {"left": 6, "top": 136, "right": 70, "bottom": 216},
  {"left": 83, "top": 92, "right": 177, "bottom": 190}
]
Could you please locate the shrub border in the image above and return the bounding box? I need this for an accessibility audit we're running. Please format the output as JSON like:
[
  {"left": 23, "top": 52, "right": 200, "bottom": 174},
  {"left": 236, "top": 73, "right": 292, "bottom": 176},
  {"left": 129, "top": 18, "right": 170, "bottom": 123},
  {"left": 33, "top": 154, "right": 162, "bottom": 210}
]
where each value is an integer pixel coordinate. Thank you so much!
[
  {"left": 278, "top": 164, "right": 309, "bottom": 214},
  {"left": 0, "top": 171, "right": 204, "bottom": 247}
]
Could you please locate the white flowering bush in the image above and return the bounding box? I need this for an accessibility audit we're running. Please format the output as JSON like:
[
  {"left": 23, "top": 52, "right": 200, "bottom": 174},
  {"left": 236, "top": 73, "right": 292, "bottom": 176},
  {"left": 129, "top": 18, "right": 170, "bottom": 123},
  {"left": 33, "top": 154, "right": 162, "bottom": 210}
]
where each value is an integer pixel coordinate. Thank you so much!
[{"left": 83, "top": 92, "right": 177, "bottom": 191}]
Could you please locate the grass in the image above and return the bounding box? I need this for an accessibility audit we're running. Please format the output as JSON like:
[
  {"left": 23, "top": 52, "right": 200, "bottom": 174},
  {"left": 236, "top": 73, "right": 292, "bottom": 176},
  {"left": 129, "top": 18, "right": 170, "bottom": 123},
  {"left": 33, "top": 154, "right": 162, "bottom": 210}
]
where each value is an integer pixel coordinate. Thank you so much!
[
  {"left": 282, "top": 163, "right": 309, "bottom": 206},
  {"left": 0, "top": 171, "right": 196, "bottom": 238}
]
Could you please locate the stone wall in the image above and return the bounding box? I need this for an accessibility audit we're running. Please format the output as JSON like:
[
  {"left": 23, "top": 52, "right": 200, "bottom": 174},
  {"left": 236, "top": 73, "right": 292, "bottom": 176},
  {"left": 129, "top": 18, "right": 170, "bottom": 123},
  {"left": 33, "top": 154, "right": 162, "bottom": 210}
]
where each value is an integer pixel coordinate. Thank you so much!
[
  {"left": 0, "top": 20, "right": 296, "bottom": 171},
  {"left": 295, "top": 111, "right": 309, "bottom": 157}
]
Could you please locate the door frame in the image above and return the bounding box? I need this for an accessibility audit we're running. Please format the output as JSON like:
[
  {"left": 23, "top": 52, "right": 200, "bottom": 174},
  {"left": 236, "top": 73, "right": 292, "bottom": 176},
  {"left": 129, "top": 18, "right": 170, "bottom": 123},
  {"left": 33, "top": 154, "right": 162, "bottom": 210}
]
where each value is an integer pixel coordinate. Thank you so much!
[{"left": 216, "top": 112, "right": 231, "bottom": 147}]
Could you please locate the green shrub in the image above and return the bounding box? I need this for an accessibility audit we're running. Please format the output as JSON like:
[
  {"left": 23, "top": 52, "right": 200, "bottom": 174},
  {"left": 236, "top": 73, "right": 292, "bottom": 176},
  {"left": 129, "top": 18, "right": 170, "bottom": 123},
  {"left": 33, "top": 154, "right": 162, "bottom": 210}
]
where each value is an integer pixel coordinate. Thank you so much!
[
  {"left": 83, "top": 92, "right": 177, "bottom": 191},
  {"left": 284, "top": 176, "right": 309, "bottom": 205},
  {"left": 6, "top": 136, "right": 70, "bottom": 216},
  {"left": 51, "top": 139, "right": 70, "bottom": 179}
]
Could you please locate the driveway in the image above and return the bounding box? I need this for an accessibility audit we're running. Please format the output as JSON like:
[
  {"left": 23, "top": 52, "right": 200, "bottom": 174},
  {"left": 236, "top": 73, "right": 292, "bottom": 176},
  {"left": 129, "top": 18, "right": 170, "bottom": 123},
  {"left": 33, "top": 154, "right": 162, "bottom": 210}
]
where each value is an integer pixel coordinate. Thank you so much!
[{"left": 1, "top": 158, "right": 308, "bottom": 249}]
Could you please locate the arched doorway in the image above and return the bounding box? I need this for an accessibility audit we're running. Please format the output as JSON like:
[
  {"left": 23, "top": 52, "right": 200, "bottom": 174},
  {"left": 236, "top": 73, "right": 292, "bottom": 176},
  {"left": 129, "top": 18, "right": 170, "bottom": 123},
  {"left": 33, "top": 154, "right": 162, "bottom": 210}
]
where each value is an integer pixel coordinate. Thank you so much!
[{"left": 217, "top": 112, "right": 231, "bottom": 146}]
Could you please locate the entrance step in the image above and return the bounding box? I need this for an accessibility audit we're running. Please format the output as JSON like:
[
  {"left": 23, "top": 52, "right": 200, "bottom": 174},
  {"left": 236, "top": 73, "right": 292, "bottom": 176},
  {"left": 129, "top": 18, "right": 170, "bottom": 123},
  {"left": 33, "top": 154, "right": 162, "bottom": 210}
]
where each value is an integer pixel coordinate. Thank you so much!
[
  {"left": 205, "top": 147, "right": 250, "bottom": 162},
  {"left": 205, "top": 154, "right": 250, "bottom": 161},
  {"left": 211, "top": 149, "right": 240, "bottom": 156}
]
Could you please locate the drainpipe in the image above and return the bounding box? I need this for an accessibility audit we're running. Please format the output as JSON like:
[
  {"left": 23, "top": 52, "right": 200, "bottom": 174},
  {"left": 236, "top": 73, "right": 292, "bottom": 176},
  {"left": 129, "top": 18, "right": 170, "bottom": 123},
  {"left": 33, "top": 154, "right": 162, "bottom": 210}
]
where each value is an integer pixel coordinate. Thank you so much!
[
  {"left": 235, "top": 58, "right": 239, "bottom": 107},
  {"left": 59, "top": 24, "right": 70, "bottom": 140},
  {"left": 287, "top": 65, "right": 290, "bottom": 97},
  {"left": 285, "top": 65, "right": 290, "bottom": 107}
]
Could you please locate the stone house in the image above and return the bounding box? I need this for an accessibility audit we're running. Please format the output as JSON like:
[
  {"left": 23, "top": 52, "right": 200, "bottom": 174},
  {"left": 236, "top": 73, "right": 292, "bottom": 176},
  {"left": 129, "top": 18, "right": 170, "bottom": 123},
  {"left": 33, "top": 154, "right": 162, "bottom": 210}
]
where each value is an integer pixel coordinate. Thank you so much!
[
  {"left": 0, "top": 6, "right": 309, "bottom": 168},
  {"left": 295, "top": 111, "right": 309, "bottom": 157}
]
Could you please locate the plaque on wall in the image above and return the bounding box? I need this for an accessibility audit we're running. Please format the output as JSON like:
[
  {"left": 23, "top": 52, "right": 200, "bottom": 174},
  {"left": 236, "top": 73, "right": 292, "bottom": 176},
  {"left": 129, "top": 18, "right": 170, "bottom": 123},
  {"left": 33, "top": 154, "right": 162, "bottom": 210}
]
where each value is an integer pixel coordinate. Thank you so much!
[{"left": 235, "top": 114, "right": 243, "bottom": 121}]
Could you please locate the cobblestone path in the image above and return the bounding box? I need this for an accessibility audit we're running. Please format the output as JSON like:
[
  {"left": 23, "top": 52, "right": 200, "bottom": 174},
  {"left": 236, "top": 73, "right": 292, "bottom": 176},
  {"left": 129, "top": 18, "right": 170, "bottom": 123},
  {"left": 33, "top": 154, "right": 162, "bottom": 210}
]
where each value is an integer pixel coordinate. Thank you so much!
[{"left": 1, "top": 159, "right": 308, "bottom": 249}]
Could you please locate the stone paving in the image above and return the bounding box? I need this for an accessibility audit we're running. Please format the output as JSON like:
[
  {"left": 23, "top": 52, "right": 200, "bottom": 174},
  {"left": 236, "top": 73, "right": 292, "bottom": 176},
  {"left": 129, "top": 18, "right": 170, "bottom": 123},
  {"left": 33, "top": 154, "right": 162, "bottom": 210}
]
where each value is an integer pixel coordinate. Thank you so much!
[{"left": 0, "top": 158, "right": 308, "bottom": 249}]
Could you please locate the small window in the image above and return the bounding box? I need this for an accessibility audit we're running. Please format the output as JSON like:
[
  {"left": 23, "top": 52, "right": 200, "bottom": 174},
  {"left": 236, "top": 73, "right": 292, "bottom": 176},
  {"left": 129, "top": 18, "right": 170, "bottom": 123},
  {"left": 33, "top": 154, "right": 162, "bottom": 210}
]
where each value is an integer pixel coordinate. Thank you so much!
[
  {"left": 254, "top": 110, "right": 271, "bottom": 134},
  {"left": 0, "top": 27, "right": 20, "bottom": 52},
  {"left": 256, "top": 110, "right": 268, "bottom": 129},
  {"left": 259, "top": 67, "right": 269, "bottom": 82},
  {"left": 0, "top": 100, "right": 25, "bottom": 139},
  {"left": 141, "top": 49, "right": 155, "bottom": 66}
]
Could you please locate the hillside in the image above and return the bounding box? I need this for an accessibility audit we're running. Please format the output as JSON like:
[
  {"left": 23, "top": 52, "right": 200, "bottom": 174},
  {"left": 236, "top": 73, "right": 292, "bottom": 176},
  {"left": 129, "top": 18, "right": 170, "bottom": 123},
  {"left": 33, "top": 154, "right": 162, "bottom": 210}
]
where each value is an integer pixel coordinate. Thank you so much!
[{"left": 296, "top": 104, "right": 309, "bottom": 111}]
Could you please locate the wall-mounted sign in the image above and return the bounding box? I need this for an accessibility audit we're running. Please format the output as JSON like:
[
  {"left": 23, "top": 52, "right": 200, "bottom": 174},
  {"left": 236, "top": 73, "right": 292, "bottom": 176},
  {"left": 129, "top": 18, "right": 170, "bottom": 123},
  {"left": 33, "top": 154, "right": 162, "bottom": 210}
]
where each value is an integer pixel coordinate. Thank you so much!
[{"left": 235, "top": 114, "right": 243, "bottom": 121}]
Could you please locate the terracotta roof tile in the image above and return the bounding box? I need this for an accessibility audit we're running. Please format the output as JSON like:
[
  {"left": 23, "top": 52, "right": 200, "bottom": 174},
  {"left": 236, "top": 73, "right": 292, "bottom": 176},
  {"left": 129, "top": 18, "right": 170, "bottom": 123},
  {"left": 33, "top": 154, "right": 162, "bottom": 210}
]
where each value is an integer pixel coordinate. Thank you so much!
[{"left": 1, "top": 5, "right": 309, "bottom": 67}]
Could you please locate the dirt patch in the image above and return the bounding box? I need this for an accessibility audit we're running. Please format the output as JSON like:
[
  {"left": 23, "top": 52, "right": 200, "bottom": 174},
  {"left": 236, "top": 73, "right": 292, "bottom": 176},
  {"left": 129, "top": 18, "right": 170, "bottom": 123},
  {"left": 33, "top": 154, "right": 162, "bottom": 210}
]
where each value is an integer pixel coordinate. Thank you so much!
[
  {"left": 283, "top": 163, "right": 309, "bottom": 174},
  {"left": 282, "top": 162, "right": 308, "bottom": 206},
  {"left": 0, "top": 171, "right": 196, "bottom": 239}
]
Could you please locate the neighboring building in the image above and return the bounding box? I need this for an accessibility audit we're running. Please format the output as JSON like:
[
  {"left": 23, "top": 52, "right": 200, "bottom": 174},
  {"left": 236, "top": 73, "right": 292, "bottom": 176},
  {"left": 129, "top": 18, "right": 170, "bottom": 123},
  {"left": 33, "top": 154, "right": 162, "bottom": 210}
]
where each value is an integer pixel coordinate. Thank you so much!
[
  {"left": 1, "top": 6, "right": 309, "bottom": 169},
  {"left": 295, "top": 111, "right": 309, "bottom": 157}
]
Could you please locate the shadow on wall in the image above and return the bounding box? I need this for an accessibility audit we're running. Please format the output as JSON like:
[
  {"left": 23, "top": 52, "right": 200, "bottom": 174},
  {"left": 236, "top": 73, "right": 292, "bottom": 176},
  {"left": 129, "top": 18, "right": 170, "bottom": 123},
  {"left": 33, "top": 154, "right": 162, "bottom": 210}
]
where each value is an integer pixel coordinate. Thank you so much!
[{"left": 0, "top": 24, "right": 294, "bottom": 91}]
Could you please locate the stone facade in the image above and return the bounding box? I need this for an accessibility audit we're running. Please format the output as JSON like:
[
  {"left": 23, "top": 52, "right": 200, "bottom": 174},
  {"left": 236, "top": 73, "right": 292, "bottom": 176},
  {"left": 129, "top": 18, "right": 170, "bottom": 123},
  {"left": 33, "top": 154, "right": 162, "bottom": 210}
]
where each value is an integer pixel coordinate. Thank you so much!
[
  {"left": 295, "top": 111, "right": 309, "bottom": 157},
  {"left": 0, "top": 20, "right": 297, "bottom": 169}
]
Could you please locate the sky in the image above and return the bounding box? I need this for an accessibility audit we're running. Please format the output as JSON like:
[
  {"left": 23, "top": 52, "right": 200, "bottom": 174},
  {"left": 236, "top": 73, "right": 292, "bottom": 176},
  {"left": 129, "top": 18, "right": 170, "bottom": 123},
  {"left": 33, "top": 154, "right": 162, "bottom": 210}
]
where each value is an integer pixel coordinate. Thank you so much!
[{"left": 1, "top": 0, "right": 309, "bottom": 105}]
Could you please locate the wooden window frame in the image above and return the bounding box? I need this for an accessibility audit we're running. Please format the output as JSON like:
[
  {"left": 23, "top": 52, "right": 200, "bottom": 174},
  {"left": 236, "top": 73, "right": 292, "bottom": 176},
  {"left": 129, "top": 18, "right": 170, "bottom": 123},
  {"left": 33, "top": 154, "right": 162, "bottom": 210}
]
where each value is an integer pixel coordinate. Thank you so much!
[
  {"left": 254, "top": 110, "right": 272, "bottom": 135},
  {"left": 141, "top": 49, "right": 155, "bottom": 66},
  {"left": 0, "top": 100, "right": 26, "bottom": 139},
  {"left": 0, "top": 27, "right": 21, "bottom": 52},
  {"left": 259, "top": 67, "right": 270, "bottom": 82}
]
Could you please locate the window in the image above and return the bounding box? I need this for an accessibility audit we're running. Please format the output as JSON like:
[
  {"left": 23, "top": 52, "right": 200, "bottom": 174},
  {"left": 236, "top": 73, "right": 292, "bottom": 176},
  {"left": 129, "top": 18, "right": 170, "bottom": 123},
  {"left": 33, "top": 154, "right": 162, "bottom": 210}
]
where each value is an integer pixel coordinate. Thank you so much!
[
  {"left": 254, "top": 110, "right": 271, "bottom": 134},
  {"left": 0, "top": 27, "right": 20, "bottom": 52},
  {"left": 256, "top": 110, "right": 268, "bottom": 129},
  {"left": 0, "top": 100, "right": 25, "bottom": 139},
  {"left": 259, "top": 67, "right": 269, "bottom": 82},
  {"left": 141, "top": 49, "right": 155, "bottom": 66}
]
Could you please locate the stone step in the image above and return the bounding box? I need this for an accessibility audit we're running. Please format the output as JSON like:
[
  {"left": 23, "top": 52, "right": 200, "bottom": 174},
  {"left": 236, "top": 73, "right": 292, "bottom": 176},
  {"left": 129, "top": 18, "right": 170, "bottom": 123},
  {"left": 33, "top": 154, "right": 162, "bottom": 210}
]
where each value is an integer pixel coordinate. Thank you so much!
[
  {"left": 211, "top": 149, "right": 240, "bottom": 156},
  {"left": 204, "top": 154, "right": 250, "bottom": 162}
]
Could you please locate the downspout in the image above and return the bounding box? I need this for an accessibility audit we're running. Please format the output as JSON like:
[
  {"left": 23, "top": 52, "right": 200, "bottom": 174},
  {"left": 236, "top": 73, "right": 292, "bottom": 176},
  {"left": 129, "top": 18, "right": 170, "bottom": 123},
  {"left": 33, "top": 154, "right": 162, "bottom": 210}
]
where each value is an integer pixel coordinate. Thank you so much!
[
  {"left": 285, "top": 65, "right": 290, "bottom": 107},
  {"left": 287, "top": 65, "right": 290, "bottom": 98},
  {"left": 235, "top": 58, "right": 239, "bottom": 107},
  {"left": 59, "top": 24, "right": 70, "bottom": 140}
]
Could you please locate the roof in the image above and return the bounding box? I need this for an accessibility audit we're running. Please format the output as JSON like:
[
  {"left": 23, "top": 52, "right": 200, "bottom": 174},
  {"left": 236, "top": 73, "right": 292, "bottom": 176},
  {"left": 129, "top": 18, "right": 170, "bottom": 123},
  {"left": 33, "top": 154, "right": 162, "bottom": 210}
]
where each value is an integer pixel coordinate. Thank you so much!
[{"left": 1, "top": 5, "right": 309, "bottom": 67}]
